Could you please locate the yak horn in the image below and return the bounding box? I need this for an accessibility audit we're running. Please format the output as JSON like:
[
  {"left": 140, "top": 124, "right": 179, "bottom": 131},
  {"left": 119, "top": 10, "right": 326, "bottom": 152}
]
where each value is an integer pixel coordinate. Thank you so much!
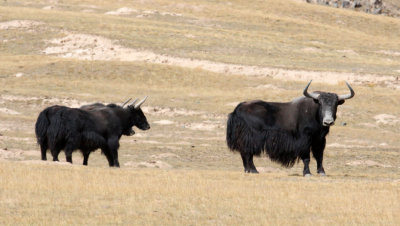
[
  {"left": 303, "top": 80, "right": 320, "bottom": 100},
  {"left": 338, "top": 82, "right": 355, "bottom": 101},
  {"left": 134, "top": 96, "right": 148, "bottom": 109},
  {"left": 121, "top": 98, "right": 132, "bottom": 107},
  {"left": 128, "top": 98, "right": 139, "bottom": 108}
]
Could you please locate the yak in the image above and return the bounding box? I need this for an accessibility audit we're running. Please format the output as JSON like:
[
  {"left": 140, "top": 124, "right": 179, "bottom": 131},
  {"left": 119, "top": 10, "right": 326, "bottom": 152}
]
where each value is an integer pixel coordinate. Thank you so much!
[
  {"left": 226, "top": 81, "right": 355, "bottom": 176},
  {"left": 35, "top": 97, "right": 150, "bottom": 167}
]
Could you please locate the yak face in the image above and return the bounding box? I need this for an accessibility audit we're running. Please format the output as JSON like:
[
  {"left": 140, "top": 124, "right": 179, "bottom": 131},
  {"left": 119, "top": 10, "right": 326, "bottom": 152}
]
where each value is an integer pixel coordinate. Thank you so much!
[
  {"left": 313, "top": 92, "right": 344, "bottom": 127},
  {"left": 122, "top": 96, "right": 150, "bottom": 136},
  {"left": 303, "top": 80, "right": 354, "bottom": 127},
  {"left": 127, "top": 106, "right": 150, "bottom": 132}
]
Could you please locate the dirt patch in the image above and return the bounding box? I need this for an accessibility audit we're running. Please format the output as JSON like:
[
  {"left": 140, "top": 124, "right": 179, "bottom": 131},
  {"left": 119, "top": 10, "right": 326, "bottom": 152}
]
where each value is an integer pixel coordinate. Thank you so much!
[
  {"left": 346, "top": 160, "right": 392, "bottom": 168},
  {"left": 257, "top": 166, "right": 283, "bottom": 173},
  {"left": 0, "top": 108, "right": 20, "bottom": 115},
  {"left": 376, "top": 50, "right": 400, "bottom": 56},
  {"left": 143, "top": 106, "right": 205, "bottom": 117},
  {"left": 104, "top": 7, "right": 182, "bottom": 17},
  {"left": 302, "top": 47, "right": 322, "bottom": 53},
  {"left": 374, "top": 114, "right": 400, "bottom": 125},
  {"left": 124, "top": 160, "right": 172, "bottom": 169},
  {"left": 42, "top": 34, "right": 400, "bottom": 88},
  {"left": 0, "top": 148, "right": 24, "bottom": 160},
  {"left": 327, "top": 143, "right": 375, "bottom": 149},
  {"left": 183, "top": 122, "right": 217, "bottom": 131},
  {"left": 253, "top": 84, "right": 285, "bottom": 90},
  {"left": 150, "top": 153, "right": 180, "bottom": 159},
  {"left": 153, "top": 120, "right": 174, "bottom": 125},
  {"left": 336, "top": 49, "right": 358, "bottom": 56},
  {"left": 0, "top": 20, "right": 44, "bottom": 30},
  {"left": 42, "top": 6, "right": 55, "bottom": 10},
  {"left": 105, "top": 7, "right": 138, "bottom": 15}
]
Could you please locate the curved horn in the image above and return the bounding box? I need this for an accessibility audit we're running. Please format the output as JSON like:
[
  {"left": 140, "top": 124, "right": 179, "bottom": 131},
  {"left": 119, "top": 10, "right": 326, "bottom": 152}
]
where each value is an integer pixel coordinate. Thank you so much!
[
  {"left": 338, "top": 81, "right": 355, "bottom": 101},
  {"left": 121, "top": 98, "right": 132, "bottom": 107},
  {"left": 134, "top": 96, "right": 148, "bottom": 109},
  {"left": 303, "top": 80, "right": 320, "bottom": 100},
  {"left": 128, "top": 98, "right": 139, "bottom": 108}
]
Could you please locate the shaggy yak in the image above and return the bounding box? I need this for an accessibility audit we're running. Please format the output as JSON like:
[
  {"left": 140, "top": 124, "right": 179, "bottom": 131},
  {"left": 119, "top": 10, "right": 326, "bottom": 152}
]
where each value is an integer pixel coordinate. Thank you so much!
[
  {"left": 226, "top": 81, "right": 355, "bottom": 176},
  {"left": 35, "top": 97, "right": 150, "bottom": 167}
]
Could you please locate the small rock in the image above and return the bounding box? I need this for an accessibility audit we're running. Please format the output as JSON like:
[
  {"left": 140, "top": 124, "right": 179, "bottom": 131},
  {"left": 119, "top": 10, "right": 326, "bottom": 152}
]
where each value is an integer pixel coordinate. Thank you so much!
[
  {"left": 15, "top": 72, "right": 24, "bottom": 77},
  {"left": 373, "top": 7, "right": 382, "bottom": 14},
  {"left": 341, "top": 122, "right": 347, "bottom": 126}
]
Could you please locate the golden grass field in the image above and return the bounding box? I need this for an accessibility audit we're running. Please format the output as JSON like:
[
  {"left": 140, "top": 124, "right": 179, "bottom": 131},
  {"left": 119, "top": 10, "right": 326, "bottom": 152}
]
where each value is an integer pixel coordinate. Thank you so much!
[{"left": 0, "top": 0, "right": 400, "bottom": 225}]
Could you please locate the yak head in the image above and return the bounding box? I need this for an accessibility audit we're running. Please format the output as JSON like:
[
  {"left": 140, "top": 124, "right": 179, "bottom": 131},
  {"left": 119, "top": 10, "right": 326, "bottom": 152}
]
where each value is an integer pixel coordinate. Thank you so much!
[
  {"left": 303, "top": 80, "right": 355, "bottom": 127},
  {"left": 121, "top": 96, "right": 151, "bottom": 135}
]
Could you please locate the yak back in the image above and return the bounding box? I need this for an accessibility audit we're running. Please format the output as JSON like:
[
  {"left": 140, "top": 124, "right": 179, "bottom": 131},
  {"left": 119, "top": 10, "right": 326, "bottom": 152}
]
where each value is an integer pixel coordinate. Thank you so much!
[
  {"left": 47, "top": 106, "right": 98, "bottom": 145},
  {"left": 84, "top": 104, "right": 131, "bottom": 138}
]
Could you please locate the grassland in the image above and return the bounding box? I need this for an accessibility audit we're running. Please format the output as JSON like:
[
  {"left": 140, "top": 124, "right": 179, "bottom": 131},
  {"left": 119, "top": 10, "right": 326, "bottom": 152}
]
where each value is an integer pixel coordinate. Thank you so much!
[
  {"left": 0, "top": 0, "right": 399, "bottom": 225},
  {"left": 1, "top": 161, "right": 399, "bottom": 225}
]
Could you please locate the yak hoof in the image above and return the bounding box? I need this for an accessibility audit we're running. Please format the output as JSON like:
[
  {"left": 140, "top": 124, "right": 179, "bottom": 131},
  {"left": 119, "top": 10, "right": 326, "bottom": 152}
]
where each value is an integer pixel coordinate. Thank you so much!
[
  {"left": 318, "top": 172, "right": 326, "bottom": 176},
  {"left": 245, "top": 169, "right": 259, "bottom": 174},
  {"left": 304, "top": 173, "right": 312, "bottom": 177}
]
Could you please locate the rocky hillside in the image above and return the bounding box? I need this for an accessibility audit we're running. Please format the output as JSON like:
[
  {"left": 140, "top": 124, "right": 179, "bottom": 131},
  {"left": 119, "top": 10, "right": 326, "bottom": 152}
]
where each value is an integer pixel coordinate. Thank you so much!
[{"left": 304, "top": 0, "right": 400, "bottom": 17}]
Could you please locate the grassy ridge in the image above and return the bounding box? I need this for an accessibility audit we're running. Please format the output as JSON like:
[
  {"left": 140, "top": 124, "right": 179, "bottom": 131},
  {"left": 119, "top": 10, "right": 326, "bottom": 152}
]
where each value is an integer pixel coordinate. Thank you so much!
[{"left": 1, "top": 0, "right": 400, "bottom": 74}]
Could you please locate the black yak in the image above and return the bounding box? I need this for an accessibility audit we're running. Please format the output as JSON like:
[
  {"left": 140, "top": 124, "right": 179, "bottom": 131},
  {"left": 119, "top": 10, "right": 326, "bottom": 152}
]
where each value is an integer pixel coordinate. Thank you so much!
[
  {"left": 226, "top": 81, "right": 355, "bottom": 176},
  {"left": 35, "top": 97, "right": 150, "bottom": 167}
]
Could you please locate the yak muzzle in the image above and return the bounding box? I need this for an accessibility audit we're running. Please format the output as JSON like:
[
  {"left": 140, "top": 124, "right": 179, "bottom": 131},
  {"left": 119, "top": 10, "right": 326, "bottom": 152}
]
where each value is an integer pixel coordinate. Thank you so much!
[{"left": 323, "top": 118, "right": 334, "bottom": 126}]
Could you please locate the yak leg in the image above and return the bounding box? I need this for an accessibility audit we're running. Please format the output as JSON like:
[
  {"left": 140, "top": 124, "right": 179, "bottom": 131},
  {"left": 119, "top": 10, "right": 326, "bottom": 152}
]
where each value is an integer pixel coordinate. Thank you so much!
[
  {"left": 65, "top": 136, "right": 81, "bottom": 164},
  {"left": 65, "top": 149, "right": 73, "bottom": 164},
  {"left": 40, "top": 143, "right": 48, "bottom": 161},
  {"left": 107, "top": 137, "right": 120, "bottom": 167},
  {"left": 65, "top": 142, "right": 76, "bottom": 164},
  {"left": 83, "top": 152, "right": 90, "bottom": 166},
  {"left": 248, "top": 154, "right": 259, "bottom": 174},
  {"left": 312, "top": 138, "right": 326, "bottom": 176},
  {"left": 50, "top": 147, "right": 60, "bottom": 161},
  {"left": 52, "top": 152, "right": 59, "bottom": 161},
  {"left": 301, "top": 152, "right": 312, "bottom": 177},
  {"left": 241, "top": 152, "right": 258, "bottom": 174},
  {"left": 101, "top": 147, "right": 114, "bottom": 167},
  {"left": 240, "top": 152, "right": 249, "bottom": 173}
]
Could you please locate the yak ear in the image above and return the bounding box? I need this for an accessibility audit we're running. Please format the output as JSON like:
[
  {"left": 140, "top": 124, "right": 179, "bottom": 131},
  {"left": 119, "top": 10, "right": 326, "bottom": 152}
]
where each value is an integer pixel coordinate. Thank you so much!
[{"left": 338, "top": 99, "right": 345, "bottom": 105}]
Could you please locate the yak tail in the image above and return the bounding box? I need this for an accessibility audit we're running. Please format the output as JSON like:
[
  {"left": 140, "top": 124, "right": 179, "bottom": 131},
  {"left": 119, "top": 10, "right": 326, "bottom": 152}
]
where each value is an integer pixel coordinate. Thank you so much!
[
  {"left": 35, "top": 108, "right": 51, "bottom": 147},
  {"left": 226, "top": 110, "right": 265, "bottom": 156},
  {"left": 226, "top": 108, "right": 310, "bottom": 168},
  {"left": 35, "top": 106, "right": 67, "bottom": 150}
]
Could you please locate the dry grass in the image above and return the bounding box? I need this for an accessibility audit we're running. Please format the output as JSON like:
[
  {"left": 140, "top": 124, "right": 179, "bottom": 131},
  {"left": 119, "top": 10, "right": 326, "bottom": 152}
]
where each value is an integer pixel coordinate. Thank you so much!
[
  {"left": 1, "top": 0, "right": 400, "bottom": 74},
  {"left": 0, "top": 0, "right": 400, "bottom": 225},
  {"left": 0, "top": 161, "right": 399, "bottom": 225}
]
